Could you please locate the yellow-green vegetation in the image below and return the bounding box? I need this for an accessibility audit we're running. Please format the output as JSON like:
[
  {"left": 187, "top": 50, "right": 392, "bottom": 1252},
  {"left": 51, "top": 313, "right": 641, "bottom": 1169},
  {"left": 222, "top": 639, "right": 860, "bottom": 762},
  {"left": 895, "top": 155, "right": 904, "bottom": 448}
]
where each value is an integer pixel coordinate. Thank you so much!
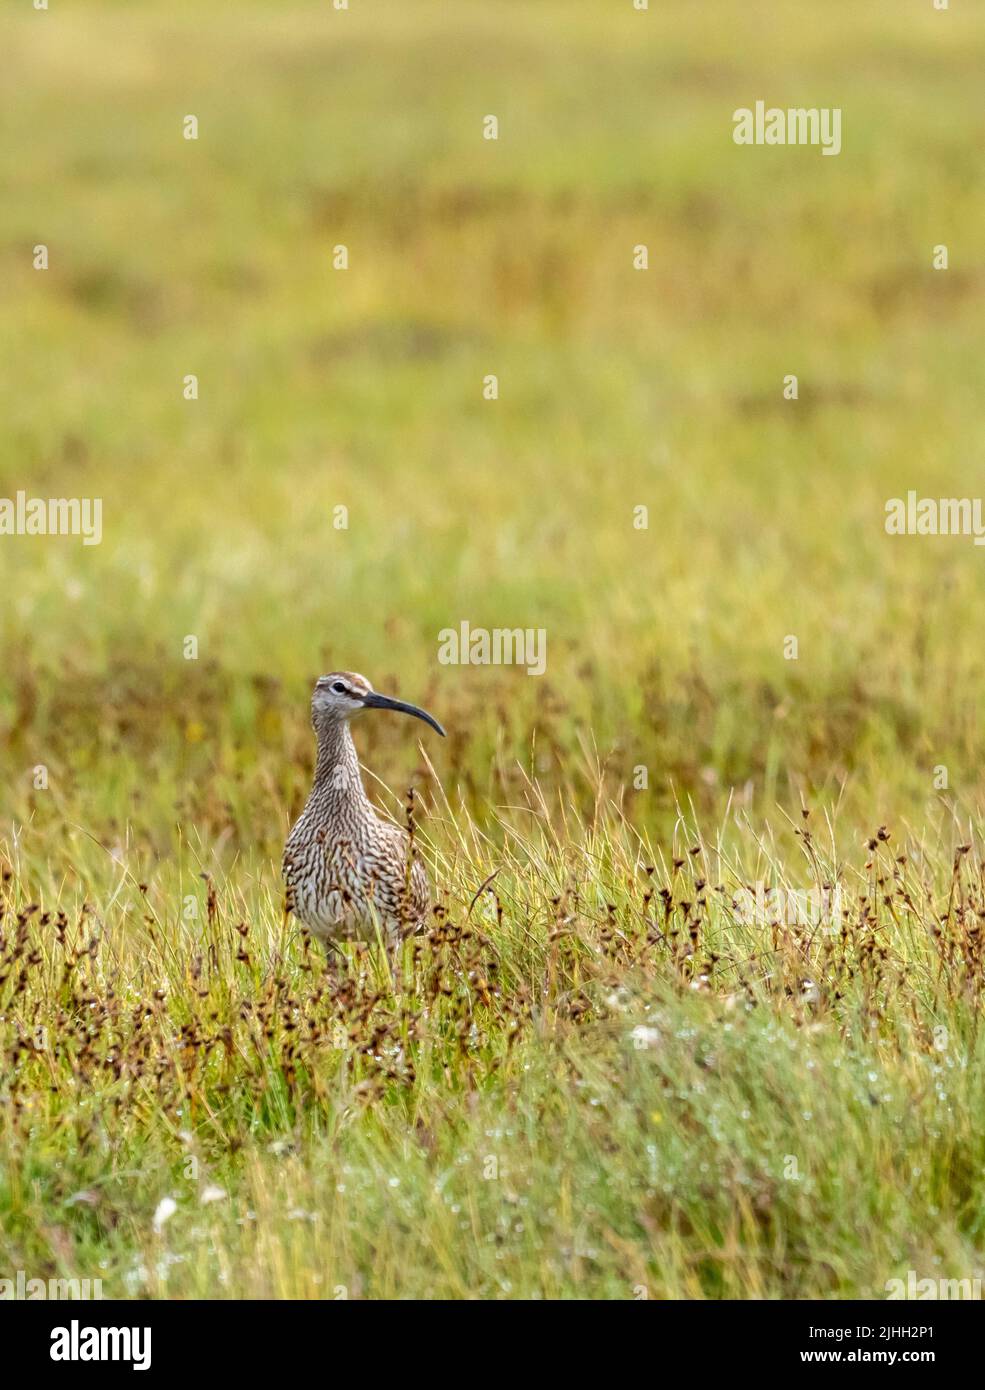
[{"left": 2, "top": 0, "right": 985, "bottom": 1298}]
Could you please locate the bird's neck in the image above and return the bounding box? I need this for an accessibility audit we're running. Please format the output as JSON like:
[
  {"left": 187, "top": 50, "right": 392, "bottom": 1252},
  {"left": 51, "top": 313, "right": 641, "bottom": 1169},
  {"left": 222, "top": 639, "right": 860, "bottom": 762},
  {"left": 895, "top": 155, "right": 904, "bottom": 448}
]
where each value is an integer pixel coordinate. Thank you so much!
[{"left": 311, "top": 720, "right": 373, "bottom": 814}]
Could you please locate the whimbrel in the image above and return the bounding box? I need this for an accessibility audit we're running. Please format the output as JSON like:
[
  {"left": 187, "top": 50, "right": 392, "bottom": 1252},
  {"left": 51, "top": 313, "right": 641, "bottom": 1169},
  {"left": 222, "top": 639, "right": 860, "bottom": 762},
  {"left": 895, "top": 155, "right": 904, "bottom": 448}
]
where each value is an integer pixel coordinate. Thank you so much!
[{"left": 282, "top": 671, "right": 444, "bottom": 950}]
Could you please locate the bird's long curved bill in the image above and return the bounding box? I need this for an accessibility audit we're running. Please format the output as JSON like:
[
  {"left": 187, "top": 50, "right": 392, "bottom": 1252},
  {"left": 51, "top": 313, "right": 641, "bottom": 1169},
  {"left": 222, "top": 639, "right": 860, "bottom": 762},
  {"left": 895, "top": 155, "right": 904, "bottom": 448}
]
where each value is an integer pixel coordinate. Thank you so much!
[{"left": 362, "top": 691, "right": 446, "bottom": 736}]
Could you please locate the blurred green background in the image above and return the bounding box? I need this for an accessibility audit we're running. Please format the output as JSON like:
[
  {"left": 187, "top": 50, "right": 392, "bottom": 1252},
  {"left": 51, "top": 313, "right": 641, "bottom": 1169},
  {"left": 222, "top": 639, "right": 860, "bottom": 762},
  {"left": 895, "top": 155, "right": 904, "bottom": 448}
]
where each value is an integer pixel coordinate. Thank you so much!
[{"left": 2, "top": 0, "right": 984, "bottom": 855}]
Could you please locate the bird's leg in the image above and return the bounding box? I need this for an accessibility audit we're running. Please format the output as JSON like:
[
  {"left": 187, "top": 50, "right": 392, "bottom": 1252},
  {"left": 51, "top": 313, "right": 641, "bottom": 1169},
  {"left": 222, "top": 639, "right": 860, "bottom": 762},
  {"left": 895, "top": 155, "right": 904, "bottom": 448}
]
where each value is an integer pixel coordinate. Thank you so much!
[
  {"left": 387, "top": 932, "right": 405, "bottom": 994},
  {"left": 320, "top": 936, "right": 349, "bottom": 990}
]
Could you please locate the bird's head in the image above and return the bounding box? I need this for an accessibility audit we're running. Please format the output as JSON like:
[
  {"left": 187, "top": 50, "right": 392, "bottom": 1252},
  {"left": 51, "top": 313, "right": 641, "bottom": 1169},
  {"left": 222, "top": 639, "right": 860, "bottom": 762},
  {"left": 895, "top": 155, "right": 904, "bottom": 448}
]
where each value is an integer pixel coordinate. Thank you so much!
[{"left": 311, "top": 671, "right": 445, "bottom": 737}]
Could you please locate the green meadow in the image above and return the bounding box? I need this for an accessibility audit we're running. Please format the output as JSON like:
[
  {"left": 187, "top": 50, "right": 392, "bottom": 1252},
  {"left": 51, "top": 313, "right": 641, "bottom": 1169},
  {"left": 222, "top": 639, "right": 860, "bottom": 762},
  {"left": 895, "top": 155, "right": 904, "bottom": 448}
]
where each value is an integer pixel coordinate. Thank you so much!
[{"left": 2, "top": 0, "right": 985, "bottom": 1298}]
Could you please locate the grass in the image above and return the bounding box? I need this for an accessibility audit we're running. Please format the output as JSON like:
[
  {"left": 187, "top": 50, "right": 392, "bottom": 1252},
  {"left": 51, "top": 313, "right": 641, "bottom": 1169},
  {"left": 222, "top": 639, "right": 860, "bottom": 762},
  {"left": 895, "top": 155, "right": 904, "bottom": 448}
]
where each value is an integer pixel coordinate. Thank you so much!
[
  {"left": 3, "top": 796, "right": 985, "bottom": 1298},
  {"left": 2, "top": 0, "right": 985, "bottom": 1298}
]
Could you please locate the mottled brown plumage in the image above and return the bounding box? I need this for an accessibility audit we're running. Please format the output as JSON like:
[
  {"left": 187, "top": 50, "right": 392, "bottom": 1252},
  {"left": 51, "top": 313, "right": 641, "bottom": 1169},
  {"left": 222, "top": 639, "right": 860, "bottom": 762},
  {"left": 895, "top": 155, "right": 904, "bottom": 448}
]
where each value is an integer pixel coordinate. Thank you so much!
[{"left": 282, "top": 671, "right": 444, "bottom": 948}]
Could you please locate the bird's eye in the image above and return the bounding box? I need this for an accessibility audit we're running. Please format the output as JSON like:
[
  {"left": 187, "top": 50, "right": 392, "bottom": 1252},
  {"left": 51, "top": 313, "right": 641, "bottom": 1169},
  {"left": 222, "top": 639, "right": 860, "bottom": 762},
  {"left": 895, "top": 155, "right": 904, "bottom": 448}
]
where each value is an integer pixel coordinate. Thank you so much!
[{"left": 331, "top": 681, "right": 347, "bottom": 694}]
